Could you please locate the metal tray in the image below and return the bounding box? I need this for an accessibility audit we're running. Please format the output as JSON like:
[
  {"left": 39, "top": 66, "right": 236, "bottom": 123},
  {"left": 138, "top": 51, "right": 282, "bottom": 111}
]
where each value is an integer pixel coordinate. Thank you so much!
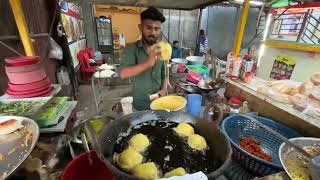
[{"left": 0, "top": 116, "right": 39, "bottom": 179}]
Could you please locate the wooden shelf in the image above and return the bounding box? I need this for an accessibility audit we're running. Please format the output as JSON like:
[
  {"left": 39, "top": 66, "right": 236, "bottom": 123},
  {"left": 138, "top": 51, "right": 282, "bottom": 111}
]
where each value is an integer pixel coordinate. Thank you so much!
[{"left": 262, "top": 40, "right": 320, "bottom": 53}]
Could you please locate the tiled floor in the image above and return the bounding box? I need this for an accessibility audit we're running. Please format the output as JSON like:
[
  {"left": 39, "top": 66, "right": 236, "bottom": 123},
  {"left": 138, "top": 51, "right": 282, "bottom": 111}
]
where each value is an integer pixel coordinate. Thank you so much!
[{"left": 76, "top": 84, "right": 132, "bottom": 119}]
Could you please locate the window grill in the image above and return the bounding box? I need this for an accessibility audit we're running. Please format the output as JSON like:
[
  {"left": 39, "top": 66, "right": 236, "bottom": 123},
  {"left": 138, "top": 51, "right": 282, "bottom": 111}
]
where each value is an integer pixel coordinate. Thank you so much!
[{"left": 269, "top": 8, "right": 320, "bottom": 45}]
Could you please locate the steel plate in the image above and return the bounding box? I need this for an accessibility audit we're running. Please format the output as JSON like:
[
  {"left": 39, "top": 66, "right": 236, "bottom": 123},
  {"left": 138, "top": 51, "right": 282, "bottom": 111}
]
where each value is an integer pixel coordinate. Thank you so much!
[{"left": 0, "top": 116, "right": 39, "bottom": 179}]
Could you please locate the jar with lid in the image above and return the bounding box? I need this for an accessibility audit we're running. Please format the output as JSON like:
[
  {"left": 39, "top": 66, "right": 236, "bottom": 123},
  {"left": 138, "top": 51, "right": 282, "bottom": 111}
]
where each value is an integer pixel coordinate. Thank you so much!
[{"left": 229, "top": 96, "right": 243, "bottom": 113}]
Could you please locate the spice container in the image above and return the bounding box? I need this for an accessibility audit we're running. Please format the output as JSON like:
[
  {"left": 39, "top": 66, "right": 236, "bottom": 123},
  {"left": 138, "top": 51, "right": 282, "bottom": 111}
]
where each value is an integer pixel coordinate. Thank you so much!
[{"left": 229, "top": 96, "right": 243, "bottom": 113}]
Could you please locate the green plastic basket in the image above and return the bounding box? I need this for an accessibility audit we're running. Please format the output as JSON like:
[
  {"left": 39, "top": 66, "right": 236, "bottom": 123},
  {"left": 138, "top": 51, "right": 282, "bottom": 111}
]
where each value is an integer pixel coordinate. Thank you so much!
[{"left": 186, "top": 64, "right": 209, "bottom": 74}]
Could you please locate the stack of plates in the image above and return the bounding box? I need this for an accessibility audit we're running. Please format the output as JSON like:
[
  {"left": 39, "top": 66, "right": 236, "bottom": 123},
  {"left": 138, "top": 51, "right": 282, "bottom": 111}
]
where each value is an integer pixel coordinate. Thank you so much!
[{"left": 5, "top": 56, "right": 53, "bottom": 98}]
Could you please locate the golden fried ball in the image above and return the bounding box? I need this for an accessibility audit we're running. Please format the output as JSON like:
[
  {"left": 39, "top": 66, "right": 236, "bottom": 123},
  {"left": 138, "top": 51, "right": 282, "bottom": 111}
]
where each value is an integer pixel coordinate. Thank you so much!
[
  {"left": 129, "top": 133, "right": 150, "bottom": 152},
  {"left": 164, "top": 167, "right": 187, "bottom": 178},
  {"left": 117, "top": 148, "right": 143, "bottom": 171},
  {"left": 174, "top": 123, "right": 194, "bottom": 137},
  {"left": 187, "top": 134, "right": 208, "bottom": 150},
  {"left": 132, "top": 162, "right": 159, "bottom": 180}
]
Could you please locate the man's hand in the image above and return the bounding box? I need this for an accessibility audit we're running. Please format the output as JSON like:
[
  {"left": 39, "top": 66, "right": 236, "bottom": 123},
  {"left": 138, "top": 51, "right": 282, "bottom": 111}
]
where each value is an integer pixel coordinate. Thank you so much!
[
  {"left": 145, "top": 44, "right": 161, "bottom": 68},
  {"left": 156, "top": 89, "right": 168, "bottom": 97}
]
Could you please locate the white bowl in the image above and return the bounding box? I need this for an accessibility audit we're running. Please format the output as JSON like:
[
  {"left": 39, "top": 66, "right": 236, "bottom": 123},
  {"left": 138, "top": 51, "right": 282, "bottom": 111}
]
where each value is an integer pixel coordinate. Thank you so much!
[
  {"left": 172, "top": 58, "right": 188, "bottom": 64},
  {"left": 186, "top": 56, "right": 205, "bottom": 65}
]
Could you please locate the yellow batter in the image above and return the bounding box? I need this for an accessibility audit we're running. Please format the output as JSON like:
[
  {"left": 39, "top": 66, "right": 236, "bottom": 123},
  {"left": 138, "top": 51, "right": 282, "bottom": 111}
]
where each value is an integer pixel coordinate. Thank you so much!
[
  {"left": 132, "top": 162, "right": 159, "bottom": 180},
  {"left": 129, "top": 133, "right": 150, "bottom": 152},
  {"left": 158, "top": 41, "right": 172, "bottom": 61},
  {"left": 164, "top": 167, "right": 187, "bottom": 178},
  {"left": 150, "top": 96, "right": 186, "bottom": 111},
  {"left": 188, "top": 134, "right": 208, "bottom": 150},
  {"left": 116, "top": 148, "right": 143, "bottom": 172},
  {"left": 174, "top": 123, "right": 195, "bottom": 137}
]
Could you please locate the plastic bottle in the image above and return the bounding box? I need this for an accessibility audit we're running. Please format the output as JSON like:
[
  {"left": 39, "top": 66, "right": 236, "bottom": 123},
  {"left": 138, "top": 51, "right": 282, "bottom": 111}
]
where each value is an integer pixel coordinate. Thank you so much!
[
  {"left": 231, "top": 55, "right": 242, "bottom": 80},
  {"left": 226, "top": 51, "right": 235, "bottom": 76},
  {"left": 203, "top": 73, "right": 208, "bottom": 80},
  {"left": 57, "top": 66, "right": 70, "bottom": 85}
]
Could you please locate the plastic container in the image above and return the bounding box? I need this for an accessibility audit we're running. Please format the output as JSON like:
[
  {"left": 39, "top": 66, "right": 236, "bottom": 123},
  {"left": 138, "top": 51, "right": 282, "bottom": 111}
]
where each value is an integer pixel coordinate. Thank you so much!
[
  {"left": 5, "top": 62, "right": 43, "bottom": 73},
  {"left": 186, "top": 71, "right": 202, "bottom": 84},
  {"left": 6, "top": 68, "right": 47, "bottom": 84},
  {"left": 187, "top": 94, "right": 202, "bottom": 117},
  {"left": 8, "top": 77, "right": 51, "bottom": 91},
  {"left": 231, "top": 56, "right": 242, "bottom": 80},
  {"left": 5, "top": 56, "right": 39, "bottom": 67},
  {"left": 120, "top": 97, "right": 133, "bottom": 115},
  {"left": 61, "top": 151, "right": 115, "bottom": 180},
  {"left": 244, "top": 60, "right": 254, "bottom": 73},
  {"left": 177, "top": 64, "right": 186, "bottom": 73},
  {"left": 57, "top": 66, "right": 71, "bottom": 85},
  {"left": 6, "top": 86, "right": 53, "bottom": 98},
  {"left": 226, "top": 51, "right": 235, "bottom": 76},
  {"left": 172, "top": 63, "right": 179, "bottom": 74}
]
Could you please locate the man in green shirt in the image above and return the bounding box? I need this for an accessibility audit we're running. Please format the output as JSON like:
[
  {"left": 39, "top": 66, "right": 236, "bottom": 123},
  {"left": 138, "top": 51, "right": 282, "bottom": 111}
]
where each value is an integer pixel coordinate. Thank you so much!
[{"left": 120, "top": 7, "right": 168, "bottom": 111}]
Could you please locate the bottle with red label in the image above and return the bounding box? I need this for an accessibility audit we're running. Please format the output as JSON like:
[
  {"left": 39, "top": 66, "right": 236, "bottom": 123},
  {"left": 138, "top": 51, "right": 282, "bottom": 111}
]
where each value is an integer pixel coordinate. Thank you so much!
[
  {"left": 231, "top": 55, "right": 242, "bottom": 80},
  {"left": 226, "top": 51, "right": 235, "bottom": 76}
]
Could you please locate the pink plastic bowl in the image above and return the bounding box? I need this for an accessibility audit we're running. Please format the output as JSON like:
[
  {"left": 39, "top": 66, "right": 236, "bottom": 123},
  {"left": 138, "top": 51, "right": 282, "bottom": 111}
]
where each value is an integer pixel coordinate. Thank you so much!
[
  {"left": 6, "top": 86, "right": 53, "bottom": 98},
  {"left": 6, "top": 84, "right": 51, "bottom": 95},
  {"left": 8, "top": 77, "right": 51, "bottom": 91},
  {"left": 6, "top": 68, "right": 47, "bottom": 84},
  {"left": 5, "top": 62, "right": 43, "bottom": 73},
  {"left": 186, "top": 71, "right": 202, "bottom": 84},
  {"left": 5, "top": 56, "right": 39, "bottom": 67}
]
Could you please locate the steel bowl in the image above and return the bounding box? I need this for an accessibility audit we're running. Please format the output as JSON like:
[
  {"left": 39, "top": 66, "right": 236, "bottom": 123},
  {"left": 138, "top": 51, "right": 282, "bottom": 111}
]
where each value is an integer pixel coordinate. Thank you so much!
[{"left": 279, "top": 137, "right": 320, "bottom": 179}]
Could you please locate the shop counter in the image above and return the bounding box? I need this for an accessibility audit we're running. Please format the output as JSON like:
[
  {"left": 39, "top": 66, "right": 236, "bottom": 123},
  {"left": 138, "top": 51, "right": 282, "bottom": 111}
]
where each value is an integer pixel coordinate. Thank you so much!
[{"left": 223, "top": 77, "right": 320, "bottom": 137}]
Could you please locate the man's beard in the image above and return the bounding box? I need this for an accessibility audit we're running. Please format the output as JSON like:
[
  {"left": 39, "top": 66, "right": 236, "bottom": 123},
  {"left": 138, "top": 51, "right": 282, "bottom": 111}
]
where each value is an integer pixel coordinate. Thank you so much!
[{"left": 143, "top": 35, "right": 158, "bottom": 45}]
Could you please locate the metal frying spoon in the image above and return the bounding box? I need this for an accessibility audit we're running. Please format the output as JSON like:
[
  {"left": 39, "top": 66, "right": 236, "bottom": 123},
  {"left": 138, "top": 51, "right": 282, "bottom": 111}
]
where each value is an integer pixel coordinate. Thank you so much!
[{"left": 80, "top": 133, "right": 93, "bottom": 166}]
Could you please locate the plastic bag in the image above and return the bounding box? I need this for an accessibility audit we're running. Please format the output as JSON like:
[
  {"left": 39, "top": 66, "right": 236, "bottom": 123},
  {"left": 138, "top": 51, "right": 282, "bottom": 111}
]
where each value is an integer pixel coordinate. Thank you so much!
[
  {"left": 49, "top": 37, "right": 63, "bottom": 60},
  {"left": 302, "top": 105, "right": 320, "bottom": 119},
  {"left": 266, "top": 80, "right": 301, "bottom": 95},
  {"left": 257, "top": 87, "right": 292, "bottom": 104},
  {"left": 291, "top": 94, "right": 320, "bottom": 119}
]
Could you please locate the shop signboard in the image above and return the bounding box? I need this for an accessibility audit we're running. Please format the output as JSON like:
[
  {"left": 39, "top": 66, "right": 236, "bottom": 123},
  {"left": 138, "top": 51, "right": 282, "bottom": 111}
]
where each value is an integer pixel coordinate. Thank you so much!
[
  {"left": 59, "top": 0, "right": 86, "bottom": 68},
  {"left": 270, "top": 55, "right": 296, "bottom": 80}
]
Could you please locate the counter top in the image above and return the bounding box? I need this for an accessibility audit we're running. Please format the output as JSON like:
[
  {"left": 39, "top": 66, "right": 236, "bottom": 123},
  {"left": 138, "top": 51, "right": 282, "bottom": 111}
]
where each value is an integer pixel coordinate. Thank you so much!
[{"left": 223, "top": 77, "right": 320, "bottom": 130}]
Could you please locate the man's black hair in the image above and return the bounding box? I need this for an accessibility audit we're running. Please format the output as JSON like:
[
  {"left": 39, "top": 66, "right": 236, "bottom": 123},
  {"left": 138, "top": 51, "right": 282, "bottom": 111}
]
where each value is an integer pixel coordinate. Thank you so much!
[
  {"left": 200, "top": 29, "right": 205, "bottom": 35},
  {"left": 173, "top": 40, "right": 179, "bottom": 45},
  {"left": 141, "top": 7, "right": 165, "bottom": 23}
]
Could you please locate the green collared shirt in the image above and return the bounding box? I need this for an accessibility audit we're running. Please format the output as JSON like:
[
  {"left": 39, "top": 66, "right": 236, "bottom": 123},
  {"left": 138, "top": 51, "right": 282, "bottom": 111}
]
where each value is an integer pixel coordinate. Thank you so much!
[{"left": 120, "top": 40, "right": 168, "bottom": 111}]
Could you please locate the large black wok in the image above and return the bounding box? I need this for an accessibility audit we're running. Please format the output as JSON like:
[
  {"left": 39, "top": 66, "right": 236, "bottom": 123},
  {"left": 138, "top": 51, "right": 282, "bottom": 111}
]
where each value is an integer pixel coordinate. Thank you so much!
[{"left": 99, "top": 110, "right": 232, "bottom": 179}]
